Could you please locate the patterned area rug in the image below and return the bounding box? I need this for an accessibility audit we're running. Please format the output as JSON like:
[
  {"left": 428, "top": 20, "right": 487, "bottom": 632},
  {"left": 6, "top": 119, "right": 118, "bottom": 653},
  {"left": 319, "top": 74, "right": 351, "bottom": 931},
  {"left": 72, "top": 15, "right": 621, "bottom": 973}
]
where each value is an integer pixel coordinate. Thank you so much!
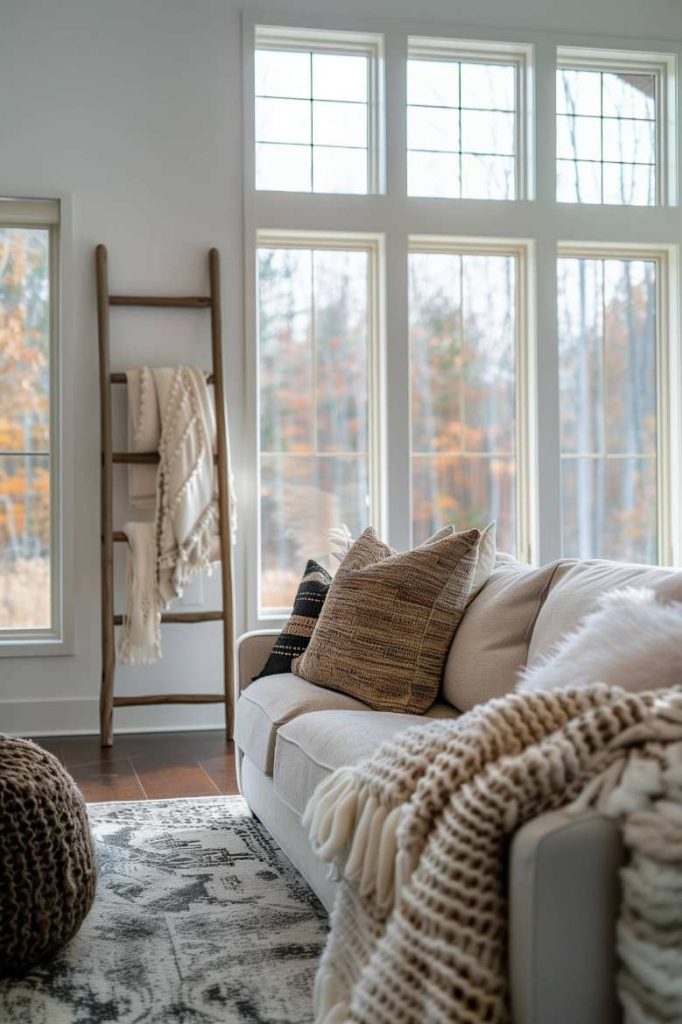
[{"left": 0, "top": 795, "right": 328, "bottom": 1023}]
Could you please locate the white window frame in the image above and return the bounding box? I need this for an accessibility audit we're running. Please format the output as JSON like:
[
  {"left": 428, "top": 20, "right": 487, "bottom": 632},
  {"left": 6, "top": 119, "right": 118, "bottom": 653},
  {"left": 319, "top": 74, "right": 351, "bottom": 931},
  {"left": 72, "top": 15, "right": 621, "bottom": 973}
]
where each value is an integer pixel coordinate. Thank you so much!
[
  {"left": 0, "top": 193, "right": 74, "bottom": 656},
  {"left": 408, "top": 236, "right": 536, "bottom": 561},
  {"left": 556, "top": 46, "right": 677, "bottom": 207},
  {"left": 254, "top": 24, "right": 385, "bottom": 195},
  {"left": 254, "top": 229, "right": 386, "bottom": 620},
  {"left": 557, "top": 241, "right": 679, "bottom": 565},
  {"left": 407, "top": 37, "right": 535, "bottom": 201},
  {"left": 243, "top": 12, "right": 682, "bottom": 630}
]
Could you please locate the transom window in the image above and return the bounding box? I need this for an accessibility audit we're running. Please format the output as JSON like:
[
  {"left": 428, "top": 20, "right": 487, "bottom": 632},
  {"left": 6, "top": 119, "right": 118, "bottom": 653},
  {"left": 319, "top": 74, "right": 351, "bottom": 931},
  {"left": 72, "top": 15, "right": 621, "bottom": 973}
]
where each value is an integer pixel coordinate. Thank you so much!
[
  {"left": 254, "top": 27, "right": 382, "bottom": 194},
  {"left": 407, "top": 39, "right": 530, "bottom": 200},
  {"left": 557, "top": 48, "right": 674, "bottom": 205}
]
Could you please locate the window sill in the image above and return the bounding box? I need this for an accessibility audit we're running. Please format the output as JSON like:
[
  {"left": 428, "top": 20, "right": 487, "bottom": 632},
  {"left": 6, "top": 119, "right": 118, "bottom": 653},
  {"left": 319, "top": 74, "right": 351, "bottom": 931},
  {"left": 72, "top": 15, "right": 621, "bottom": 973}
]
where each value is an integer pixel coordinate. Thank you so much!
[{"left": 0, "top": 633, "right": 74, "bottom": 658}]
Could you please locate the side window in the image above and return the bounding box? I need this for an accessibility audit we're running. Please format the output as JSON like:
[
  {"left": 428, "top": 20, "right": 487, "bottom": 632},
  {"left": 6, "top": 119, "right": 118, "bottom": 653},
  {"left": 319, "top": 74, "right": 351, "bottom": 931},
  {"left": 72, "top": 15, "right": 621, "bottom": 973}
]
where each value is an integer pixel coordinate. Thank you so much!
[{"left": 0, "top": 202, "right": 59, "bottom": 639}]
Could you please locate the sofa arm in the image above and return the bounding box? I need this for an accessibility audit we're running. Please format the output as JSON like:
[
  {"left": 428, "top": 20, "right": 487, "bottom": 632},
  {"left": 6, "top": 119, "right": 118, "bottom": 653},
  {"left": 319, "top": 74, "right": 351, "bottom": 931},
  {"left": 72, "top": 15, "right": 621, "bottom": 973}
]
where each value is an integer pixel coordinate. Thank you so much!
[
  {"left": 236, "top": 630, "right": 279, "bottom": 695},
  {"left": 508, "top": 808, "right": 624, "bottom": 1024}
]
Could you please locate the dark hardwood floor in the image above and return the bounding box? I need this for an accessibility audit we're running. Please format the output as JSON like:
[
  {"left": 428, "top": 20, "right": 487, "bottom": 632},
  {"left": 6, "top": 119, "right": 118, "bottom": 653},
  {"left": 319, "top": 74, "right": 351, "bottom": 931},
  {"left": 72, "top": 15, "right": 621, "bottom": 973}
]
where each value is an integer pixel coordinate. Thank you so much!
[{"left": 33, "top": 730, "right": 238, "bottom": 803}]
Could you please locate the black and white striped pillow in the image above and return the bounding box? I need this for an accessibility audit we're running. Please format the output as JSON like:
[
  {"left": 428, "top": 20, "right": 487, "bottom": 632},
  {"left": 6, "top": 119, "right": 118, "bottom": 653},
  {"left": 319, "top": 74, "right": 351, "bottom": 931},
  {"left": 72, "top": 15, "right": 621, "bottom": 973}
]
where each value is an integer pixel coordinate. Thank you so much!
[{"left": 254, "top": 560, "right": 332, "bottom": 679}]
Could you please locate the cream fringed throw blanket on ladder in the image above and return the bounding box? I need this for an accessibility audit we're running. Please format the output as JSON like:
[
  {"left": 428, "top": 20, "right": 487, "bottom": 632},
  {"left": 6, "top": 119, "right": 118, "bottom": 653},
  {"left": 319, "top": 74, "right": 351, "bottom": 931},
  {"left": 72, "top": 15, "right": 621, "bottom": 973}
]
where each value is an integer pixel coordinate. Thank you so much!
[
  {"left": 304, "top": 685, "right": 682, "bottom": 1024},
  {"left": 120, "top": 366, "right": 233, "bottom": 664}
]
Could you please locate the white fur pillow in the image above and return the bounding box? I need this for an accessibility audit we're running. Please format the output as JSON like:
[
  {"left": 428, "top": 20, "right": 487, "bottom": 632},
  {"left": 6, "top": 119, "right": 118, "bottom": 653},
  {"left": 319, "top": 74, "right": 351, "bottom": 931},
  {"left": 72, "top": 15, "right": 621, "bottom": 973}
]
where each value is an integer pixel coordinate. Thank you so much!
[{"left": 516, "top": 587, "right": 682, "bottom": 695}]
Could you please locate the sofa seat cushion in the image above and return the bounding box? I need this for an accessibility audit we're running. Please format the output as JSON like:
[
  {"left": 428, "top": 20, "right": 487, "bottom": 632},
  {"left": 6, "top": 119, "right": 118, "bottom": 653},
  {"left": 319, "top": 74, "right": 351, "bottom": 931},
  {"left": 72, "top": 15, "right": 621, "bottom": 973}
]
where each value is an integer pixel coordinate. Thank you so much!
[
  {"left": 234, "top": 674, "right": 369, "bottom": 775},
  {"left": 527, "top": 559, "right": 682, "bottom": 668},
  {"left": 443, "top": 559, "right": 570, "bottom": 711},
  {"left": 273, "top": 703, "right": 459, "bottom": 816}
]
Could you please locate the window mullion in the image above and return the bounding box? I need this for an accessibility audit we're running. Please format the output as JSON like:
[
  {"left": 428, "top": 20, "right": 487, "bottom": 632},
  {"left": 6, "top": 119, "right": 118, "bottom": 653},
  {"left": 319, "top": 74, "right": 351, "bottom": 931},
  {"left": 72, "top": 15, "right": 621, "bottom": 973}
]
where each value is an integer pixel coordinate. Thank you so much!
[
  {"left": 383, "top": 233, "right": 411, "bottom": 553},
  {"left": 656, "top": 252, "right": 676, "bottom": 565},
  {"left": 534, "top": 237, "right": 562, "bottom": 564},
  {"left": 377, "top": 29, "right": 409, "bottom": 552},
  {"left": 667, "top": 251, "right": 682, "bottom": 566},
  {"left": 533, "top": 40, "right": 562, "bottom": 564}
]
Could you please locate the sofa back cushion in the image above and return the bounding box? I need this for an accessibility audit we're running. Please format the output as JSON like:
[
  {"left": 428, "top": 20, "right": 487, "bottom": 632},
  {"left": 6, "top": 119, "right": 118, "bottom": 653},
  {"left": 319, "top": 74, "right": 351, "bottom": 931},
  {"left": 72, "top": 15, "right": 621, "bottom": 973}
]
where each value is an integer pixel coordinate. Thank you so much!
[
  {"left": 443, "top": 559, "right": 567, "bottom": 711},
  {"left": 527, "top": 559, "right": 682, "bottom": 669}
]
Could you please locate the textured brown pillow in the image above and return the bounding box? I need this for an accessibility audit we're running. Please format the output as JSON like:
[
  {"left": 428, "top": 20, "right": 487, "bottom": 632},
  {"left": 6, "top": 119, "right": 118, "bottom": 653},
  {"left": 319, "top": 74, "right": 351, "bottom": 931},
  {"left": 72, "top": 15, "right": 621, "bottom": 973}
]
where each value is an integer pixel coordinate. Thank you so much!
[{"left": 292, "top": 526, "right": 481, "bottom": 713}]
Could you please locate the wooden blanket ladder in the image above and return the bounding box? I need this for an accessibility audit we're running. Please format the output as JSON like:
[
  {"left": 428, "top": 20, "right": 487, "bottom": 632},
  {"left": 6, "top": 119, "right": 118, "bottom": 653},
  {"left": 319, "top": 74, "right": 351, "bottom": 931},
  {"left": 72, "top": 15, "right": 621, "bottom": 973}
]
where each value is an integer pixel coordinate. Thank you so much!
[{"left": 96, "top": 244, "right": 234, "bottom": 748}]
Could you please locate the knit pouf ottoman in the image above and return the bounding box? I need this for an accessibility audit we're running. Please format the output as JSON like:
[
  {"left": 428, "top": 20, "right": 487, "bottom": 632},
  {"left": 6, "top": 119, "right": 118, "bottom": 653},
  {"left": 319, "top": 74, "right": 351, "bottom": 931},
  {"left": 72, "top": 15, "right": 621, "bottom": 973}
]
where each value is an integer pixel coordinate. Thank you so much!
[{"left": 0, "top": 737, "right": 96, "bottom": 977}]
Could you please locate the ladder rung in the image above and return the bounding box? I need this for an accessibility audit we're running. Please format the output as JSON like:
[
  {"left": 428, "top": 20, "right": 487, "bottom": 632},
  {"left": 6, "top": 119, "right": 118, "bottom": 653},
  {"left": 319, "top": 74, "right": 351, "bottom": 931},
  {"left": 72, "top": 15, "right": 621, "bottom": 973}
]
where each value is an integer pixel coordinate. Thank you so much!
[
  {"left": 109, "top": 295, "right": 211, "bottom": 308},
  {"left": 111, "top": 452, "right": 218, "bottom": 464},
  {"left": 113, "top": 452, "right": 159, "bottom": 464},
  {"left": 113, "top": 693, "right": 225, "bottom": 707},
  {"left": 113, "top": 611, "right": 224, "bottom": 625},
  {"left": 110, "top": 371, "right": 215, "bottom": 384}
]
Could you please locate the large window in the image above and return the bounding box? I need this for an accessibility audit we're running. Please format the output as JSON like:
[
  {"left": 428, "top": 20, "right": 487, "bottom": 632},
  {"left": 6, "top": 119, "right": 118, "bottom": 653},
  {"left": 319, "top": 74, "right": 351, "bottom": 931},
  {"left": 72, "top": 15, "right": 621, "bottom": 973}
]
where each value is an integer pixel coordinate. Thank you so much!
[
  {"left": 409, "top": 242, "right": 520, "bottom": 553},
  {"left": 558, "top": 250, "right": 661, "bottom": 562},
  {"left": 0, "top": 199, "right": 60, "bottom": 641},
  {"left": 245, "top": 20, "right": 681, "bottom": 626},
  {"left": 256, "top": 235, "right": 380, "bottom": 615}
]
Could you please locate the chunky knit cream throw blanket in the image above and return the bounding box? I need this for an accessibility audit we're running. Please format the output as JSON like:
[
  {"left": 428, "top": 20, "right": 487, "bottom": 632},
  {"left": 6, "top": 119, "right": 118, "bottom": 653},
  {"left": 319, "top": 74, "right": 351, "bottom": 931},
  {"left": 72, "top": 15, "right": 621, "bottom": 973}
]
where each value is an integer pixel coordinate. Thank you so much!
[{"left": 304, "top": 685, "right": 682, "bottom": 1024}]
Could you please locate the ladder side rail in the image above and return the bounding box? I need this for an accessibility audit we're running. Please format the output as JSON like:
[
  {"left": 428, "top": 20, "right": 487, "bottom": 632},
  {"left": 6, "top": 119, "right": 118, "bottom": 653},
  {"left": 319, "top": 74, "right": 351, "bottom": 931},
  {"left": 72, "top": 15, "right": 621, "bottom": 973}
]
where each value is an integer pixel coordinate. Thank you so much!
[
  {"left": 96, "top": 244, "right": 116, "bottom": 748},
  {"left": 209, "top": 248, "right": 236, "bottom": 739}
]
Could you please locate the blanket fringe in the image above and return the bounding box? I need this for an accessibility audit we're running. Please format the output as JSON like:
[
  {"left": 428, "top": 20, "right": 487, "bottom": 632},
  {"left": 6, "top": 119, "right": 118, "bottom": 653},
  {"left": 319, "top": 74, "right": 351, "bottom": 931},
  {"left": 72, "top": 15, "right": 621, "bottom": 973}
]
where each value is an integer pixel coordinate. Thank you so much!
[
  {"left": 303, "top": 770, "right": 407, "bottom": 911},
  {"left": 315, "top": 967, "right": 351, "bottom": 1024},
  {"left": 171, "top": 503, "right": 219, "bottom": 598},
  {"left": 118, "top": 635, "right": 161, "bottom": 665}
]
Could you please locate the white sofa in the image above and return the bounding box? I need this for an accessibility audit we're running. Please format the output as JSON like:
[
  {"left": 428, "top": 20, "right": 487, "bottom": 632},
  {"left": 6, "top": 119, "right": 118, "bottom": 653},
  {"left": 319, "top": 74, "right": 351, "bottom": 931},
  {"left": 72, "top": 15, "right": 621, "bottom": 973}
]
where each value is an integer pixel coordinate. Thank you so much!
[{"left": 235, "top": 556, "right": 682, "bottom": 1023}]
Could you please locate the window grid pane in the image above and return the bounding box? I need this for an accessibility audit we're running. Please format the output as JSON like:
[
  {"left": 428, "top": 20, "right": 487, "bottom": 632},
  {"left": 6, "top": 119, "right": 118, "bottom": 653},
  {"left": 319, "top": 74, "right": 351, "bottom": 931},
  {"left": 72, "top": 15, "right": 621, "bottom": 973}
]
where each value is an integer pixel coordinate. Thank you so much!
[
  {"left": 0, "top": 227, "right": 52, "bottom": 631},
  {"left": 407, "top": 58, "right": 518, "bottom": 200},
  {"left": 255, "top": 48, "right": 370, "bottom": 194},
  {"left": 556, "top": 67, "right": 657, "bottom": 205},
  {"left": 409, "top": 249, "right": 517, "bottom": 553},
  {"left": 257, "top": 245, "right": 371, "bottom": 614},
  {"left": 558, "top": 255, "right": 658, "bottom": 563}
]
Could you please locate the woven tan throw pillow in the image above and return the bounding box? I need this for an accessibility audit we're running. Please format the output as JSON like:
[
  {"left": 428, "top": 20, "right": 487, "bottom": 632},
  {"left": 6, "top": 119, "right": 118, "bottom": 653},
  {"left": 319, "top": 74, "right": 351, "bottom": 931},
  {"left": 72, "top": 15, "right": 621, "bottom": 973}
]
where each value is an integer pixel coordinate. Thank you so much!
[{"left": 292, "top": 526, "right": 481, "bottom": 713}]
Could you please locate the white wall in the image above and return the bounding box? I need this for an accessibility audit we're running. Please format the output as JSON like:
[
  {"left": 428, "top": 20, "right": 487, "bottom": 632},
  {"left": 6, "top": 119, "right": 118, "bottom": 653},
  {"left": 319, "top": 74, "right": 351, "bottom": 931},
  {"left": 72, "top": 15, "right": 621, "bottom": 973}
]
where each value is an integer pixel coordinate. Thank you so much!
[
  {"left": 1, "top": 0, "right": 243, "bottom": 734},
  {"left": 2, "top": 0, "right": 682, "bottom": 736}
]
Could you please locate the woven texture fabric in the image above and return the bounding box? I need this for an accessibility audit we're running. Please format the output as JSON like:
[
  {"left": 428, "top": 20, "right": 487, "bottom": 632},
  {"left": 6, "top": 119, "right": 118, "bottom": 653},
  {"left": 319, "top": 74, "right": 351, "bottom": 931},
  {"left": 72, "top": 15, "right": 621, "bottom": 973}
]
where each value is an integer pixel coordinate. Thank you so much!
[
  {"left": 304, "top": 685, "right": 682, "bottom": 1024},
  {"left": 256, "top": 559, "right": 332, "bottom": 678},
  {"left": 293, "top": 527, "right": 481, "bottom": 714},
  {"left": 121, "top": 366, "right": 224, "bottom": 664},
  {"left": 0, "top": 738, "right": 96, "bottom": 977}
]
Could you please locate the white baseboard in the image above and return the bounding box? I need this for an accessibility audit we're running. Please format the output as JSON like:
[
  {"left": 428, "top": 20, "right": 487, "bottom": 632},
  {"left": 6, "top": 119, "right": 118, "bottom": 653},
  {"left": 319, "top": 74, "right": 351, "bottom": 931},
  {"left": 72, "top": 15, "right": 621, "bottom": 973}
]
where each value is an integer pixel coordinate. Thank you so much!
[{"left": 0, "top": 698, "right": 226, "bottom": 737}]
